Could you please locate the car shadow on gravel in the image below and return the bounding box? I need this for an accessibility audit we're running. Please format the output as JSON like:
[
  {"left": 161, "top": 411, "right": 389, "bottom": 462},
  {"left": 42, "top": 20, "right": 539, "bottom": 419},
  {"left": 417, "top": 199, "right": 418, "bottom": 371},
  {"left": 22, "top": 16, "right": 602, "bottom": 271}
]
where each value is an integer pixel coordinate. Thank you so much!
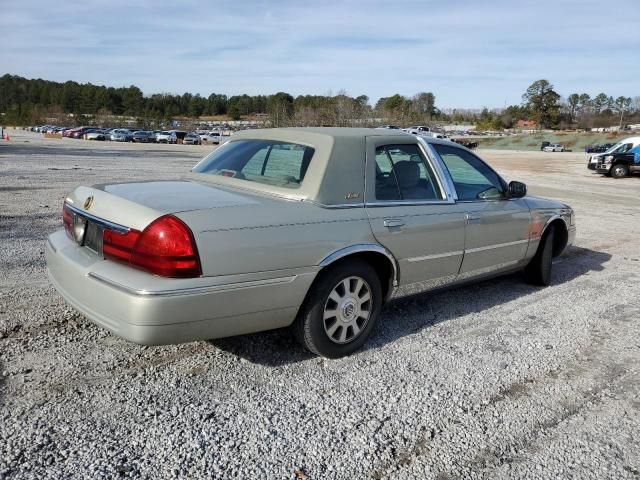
[{"left": 210, "top": 246, "right": 611, "bottom": 366}]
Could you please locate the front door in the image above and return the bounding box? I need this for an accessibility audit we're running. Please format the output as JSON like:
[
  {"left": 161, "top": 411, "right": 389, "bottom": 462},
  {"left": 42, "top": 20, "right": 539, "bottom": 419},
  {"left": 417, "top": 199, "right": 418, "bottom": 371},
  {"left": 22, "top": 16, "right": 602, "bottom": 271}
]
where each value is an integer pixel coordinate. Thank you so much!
[
  {"left": 364, "top": 138, "right": 466, "bottom": 287},
  {"left": 430, "top": 144, "right": 531, "bottom": 276}
]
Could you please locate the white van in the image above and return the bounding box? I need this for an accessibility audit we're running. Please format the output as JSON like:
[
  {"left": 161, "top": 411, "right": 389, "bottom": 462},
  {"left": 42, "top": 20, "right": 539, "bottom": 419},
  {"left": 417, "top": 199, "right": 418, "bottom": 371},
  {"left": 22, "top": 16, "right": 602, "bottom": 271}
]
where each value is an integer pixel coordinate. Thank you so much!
[{"left": 588, "top": 136, "right": 640, "bottom": 169}]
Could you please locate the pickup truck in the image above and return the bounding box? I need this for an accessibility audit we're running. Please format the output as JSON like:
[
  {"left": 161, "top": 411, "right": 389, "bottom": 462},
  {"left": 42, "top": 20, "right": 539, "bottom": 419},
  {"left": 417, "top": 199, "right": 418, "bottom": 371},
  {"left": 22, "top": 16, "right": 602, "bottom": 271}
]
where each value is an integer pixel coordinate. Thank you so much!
[
  {"left": 595, "top": 145, "right": 640, "bottom": 178},
  {"left": 46, "top": 128, "right": 575, "bottom": 357},
  {"left": 588, "top": 136, "right": 640, "bottom": 170}
]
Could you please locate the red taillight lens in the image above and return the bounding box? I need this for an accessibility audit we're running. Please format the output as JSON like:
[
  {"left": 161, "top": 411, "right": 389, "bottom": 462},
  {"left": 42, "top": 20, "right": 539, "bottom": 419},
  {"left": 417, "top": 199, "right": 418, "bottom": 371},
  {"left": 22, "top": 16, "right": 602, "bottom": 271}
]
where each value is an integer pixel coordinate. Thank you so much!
[
  {"left": 63, "top": 202, "right": 73, "bottom": 237},
  {"left": 103, "top": 229, "right": 140, "bottom": 263},
  {"left": 102, "top": 215, "right": 201, "bottom": 278}
]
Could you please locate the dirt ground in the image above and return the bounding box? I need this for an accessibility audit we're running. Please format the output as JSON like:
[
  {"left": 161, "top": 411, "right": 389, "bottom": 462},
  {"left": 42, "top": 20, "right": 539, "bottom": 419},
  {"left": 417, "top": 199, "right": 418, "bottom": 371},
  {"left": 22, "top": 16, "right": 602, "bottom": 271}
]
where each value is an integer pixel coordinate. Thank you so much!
[{"left": 1, "top": 130, "right": 639, "bottom": 479}]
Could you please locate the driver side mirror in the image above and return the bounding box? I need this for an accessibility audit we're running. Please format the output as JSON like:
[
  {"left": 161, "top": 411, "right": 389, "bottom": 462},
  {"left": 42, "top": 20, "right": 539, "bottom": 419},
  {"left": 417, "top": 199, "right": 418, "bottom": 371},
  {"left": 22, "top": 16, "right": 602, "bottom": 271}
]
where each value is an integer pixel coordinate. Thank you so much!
[{"left": 508, "top": 181, "right": 527, "bottom": 198}]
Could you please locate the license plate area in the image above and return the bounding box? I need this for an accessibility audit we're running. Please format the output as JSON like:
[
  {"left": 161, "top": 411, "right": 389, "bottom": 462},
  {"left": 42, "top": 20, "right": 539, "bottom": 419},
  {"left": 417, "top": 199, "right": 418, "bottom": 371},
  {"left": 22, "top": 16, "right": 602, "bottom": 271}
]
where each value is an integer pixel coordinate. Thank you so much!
[{"left": 83, "top": 221, "right": 103, "bottom": 254}]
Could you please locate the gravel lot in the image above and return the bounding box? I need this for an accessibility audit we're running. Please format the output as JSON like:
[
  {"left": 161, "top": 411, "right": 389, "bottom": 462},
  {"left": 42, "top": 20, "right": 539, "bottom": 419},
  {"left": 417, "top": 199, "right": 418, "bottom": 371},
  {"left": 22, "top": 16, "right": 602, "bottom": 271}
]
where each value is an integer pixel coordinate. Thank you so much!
[{"left": 1, "top": 130, "right": 639, "bottom": 479}]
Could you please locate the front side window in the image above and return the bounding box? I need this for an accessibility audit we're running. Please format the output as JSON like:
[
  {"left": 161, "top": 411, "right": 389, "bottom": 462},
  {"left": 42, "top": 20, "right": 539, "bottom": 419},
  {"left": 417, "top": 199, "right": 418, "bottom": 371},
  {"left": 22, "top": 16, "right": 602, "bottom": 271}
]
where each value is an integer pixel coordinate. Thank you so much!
[
  {"left": 614, "top": 143, "right": 634, "bottom": 154},
  {"left": 193, "top": 140, "right": 315, "bottom": 189},
  {"left": 374, "top": 144, "right": 442, "bottom": 201},
  {"left": 433, "top": 144, "right": 504, "bottom": 201}
]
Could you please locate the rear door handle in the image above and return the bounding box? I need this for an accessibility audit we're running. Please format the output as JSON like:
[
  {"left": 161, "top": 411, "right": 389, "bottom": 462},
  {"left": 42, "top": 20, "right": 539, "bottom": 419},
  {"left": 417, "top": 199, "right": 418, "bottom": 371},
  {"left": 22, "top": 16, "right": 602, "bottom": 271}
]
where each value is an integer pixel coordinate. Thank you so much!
[{"left": 384, "top": 218, "right": 405, "bottom": 228}]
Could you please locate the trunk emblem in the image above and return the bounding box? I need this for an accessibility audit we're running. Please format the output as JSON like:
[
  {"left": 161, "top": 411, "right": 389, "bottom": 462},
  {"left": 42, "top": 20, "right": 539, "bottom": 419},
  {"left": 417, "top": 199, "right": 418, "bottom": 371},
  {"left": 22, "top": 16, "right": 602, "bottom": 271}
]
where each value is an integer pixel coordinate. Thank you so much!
[{"left": 83, "top": 196, "right": 94, "bottom": 210}]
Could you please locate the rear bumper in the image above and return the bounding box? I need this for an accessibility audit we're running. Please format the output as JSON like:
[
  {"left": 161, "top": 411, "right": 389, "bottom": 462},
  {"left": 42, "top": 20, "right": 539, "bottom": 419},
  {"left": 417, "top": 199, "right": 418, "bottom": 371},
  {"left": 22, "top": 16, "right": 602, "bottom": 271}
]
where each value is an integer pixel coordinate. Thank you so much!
[{"left": 46, "top": 230, "right": 315, "bottom": 345}]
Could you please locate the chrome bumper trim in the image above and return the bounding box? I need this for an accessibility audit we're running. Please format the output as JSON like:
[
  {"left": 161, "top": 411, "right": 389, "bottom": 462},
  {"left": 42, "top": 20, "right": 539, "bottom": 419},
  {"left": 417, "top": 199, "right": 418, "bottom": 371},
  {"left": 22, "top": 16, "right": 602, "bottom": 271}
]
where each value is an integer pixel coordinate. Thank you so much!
[{"left": 87, "top": 272, "right": 297, "bottom": 297}]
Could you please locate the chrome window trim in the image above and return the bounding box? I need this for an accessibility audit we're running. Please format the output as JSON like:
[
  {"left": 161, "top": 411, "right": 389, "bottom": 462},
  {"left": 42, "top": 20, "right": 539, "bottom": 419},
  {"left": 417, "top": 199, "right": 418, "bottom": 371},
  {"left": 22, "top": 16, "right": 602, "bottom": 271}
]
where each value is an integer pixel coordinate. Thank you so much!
[
  {"left": 65, "top": 203, "right": 129, "bottom": 234},
  {"left": 308, "top": 201, "right": 365, "bottom": 209},
  {"left": 88, "top": 272, "right": 297, "bottom": 297},
  {"left": 364, "top": 200, "right": 453, "bottom": 207},
  {"left": 363, "top": 137, "right": 457, "bottom": 206},
  {"left": 417, "top": 138, "right": 458, "bottom": 202},
  {"left": 426, "top": 141, "right": 515, "bottom": 203},
  {"left": 319, "top": 243, "right": 399, "bottom": 286}
]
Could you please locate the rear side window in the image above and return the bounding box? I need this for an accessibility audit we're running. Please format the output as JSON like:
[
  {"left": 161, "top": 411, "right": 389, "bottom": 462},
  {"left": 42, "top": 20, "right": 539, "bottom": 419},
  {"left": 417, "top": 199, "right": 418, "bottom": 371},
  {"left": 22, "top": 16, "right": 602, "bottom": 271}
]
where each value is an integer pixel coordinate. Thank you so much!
[
  {"left": 374, "top": 144, "right": 442, "bottom": 201},
  {"left": 193, "top": 140, "right": 315, "bottom": 189}
]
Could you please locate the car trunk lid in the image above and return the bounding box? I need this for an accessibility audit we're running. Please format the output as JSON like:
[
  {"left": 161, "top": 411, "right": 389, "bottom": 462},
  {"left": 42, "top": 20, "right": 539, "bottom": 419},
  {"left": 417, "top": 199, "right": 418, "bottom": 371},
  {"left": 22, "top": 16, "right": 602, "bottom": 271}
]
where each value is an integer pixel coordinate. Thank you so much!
[{"left": 65, "top": 180, "right": 262, "bottom": 232}]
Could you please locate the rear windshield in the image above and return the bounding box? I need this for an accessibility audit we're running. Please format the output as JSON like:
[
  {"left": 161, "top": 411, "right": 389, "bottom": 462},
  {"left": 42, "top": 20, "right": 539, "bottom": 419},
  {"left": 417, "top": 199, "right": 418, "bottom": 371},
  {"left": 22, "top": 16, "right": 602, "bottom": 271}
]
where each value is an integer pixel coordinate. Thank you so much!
[{"left": 193, "top": 140, "right": 315, "bottom": 189}]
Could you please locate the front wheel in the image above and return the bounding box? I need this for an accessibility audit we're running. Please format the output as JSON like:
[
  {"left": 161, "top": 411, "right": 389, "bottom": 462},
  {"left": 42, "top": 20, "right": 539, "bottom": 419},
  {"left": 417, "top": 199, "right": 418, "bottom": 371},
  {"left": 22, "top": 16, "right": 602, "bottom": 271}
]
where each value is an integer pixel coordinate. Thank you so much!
[
  {"left": 295, "top": 260, "right": 382, "bottom": 358},
  {"left": 611, "top": 163, "right": 629, "bottom": 179},
  {"left": 524, "top": 227, "right": 554, "bottom": 286}
]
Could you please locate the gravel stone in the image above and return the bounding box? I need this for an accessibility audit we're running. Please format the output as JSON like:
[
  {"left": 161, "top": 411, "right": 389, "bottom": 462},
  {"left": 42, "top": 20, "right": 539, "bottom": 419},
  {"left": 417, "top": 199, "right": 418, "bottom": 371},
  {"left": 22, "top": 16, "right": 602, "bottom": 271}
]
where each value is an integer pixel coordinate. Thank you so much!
[{"left": 1, "top": 130, "right": 639, "bottom": 479}]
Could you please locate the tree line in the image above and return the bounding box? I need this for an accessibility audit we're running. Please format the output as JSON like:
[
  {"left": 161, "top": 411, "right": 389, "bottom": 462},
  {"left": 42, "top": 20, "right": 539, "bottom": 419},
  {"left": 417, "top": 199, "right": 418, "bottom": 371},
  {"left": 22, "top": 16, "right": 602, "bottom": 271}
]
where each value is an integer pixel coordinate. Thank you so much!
[
  {"left": 1, "top": 74, "right": 637, "bottom": 130},
  {"left": 473, "top": 80, "right": 639, "bottom": 131},
  {"left": 0, "top": 74, "right": 440, "bottom": 128}
]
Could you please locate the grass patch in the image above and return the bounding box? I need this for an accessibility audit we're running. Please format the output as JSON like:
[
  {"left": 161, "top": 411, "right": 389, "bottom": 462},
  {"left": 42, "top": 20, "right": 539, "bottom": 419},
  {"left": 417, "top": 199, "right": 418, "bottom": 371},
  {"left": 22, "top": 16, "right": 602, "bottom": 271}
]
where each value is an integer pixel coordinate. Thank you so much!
[{"left": 476, "top": 132, "right": 630, "bottom": 151}]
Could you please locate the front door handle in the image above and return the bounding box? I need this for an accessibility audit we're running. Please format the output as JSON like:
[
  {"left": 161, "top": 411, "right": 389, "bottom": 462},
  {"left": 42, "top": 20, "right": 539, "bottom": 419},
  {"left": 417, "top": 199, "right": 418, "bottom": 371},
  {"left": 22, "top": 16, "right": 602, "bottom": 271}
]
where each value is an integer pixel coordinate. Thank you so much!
[
  {"left": 465, "top": 213, "right": 481, "bottom": 223},
  {"left": 384, "top": 218, "right": 405, "bottom": 228}
]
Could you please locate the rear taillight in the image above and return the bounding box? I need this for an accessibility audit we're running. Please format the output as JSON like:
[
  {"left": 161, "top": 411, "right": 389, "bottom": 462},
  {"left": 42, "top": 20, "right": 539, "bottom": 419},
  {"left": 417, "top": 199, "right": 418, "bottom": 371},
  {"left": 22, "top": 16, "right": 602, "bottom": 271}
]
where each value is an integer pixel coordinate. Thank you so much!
[
  {"left": 103, "top": 215, "right": 201, "bottom": 278},
  {"left": 63, "top": 202, "right": 73, "bottom": 237},
  {"left": 103, "top": 229, "right": 140, "bottom": 263}
]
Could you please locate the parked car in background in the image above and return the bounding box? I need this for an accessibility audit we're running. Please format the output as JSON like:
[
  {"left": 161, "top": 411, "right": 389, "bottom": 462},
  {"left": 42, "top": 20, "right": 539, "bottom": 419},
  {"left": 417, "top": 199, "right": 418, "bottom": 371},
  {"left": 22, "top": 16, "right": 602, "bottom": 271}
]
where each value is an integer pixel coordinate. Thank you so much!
[
  {"left": 156, "top": 131, "right": 177, "bottom": 144},
  {"left": 85, "top": 129, "right": 109, "bottom": 141},
  {"left": 587, "top": 137, "right": 640, "bottom": 170},
  {"left": 70, "top": 127, "right": 93, "bottom": 139},
  {"left": 183, "top": 133, "right": 202, "bottom": 145},
  {"left": 199, "top": 131, "right": 224, "bottom": 144},
  {"left": 585, "top": 143, "right": 614, "bottom": 153},
  {"left": 595, "top": 145, "right": 640, "bottom": 178},
  {"left": 404, "top": 126, "right": 431, "bottom": 134},
  {"left": 46, "top": 127, "right": 575, "bottom": 358},
  {"left": 543, "top": 143, "right": 564, "bottom": 152},
  {"left": 377, "top": 125, "right": 401, "bottom": 130},
  {"left": 540, "top": 141, "right": 551, "bottom": 151},
  {"left": 132, "top": 131, "right": 153, "bottom": 143},
  {"left": 111, "top": 129, "right": 133, "bottom": 142}
]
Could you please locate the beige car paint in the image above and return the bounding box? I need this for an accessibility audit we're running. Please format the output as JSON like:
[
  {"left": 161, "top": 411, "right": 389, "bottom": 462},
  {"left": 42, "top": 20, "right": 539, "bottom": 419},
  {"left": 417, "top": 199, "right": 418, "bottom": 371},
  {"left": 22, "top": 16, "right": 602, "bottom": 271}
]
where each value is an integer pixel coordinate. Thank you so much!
[{"left": 48, "top": 128, "right": 576, "bottom": 345}]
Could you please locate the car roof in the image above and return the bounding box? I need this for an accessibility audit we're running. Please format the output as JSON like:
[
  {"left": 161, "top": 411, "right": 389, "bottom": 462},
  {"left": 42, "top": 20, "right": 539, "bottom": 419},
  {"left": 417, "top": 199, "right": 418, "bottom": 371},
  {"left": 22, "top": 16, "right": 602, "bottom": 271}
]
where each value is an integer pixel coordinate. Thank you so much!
[{"left": 234, "top": 127, "right": 410, "bottom": 140}]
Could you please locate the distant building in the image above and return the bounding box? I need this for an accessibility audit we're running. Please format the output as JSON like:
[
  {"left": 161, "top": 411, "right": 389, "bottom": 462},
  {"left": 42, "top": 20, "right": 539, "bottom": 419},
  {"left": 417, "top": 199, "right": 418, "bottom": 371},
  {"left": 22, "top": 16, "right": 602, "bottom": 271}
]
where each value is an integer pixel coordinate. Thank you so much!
[{"left": 515, "top": 119, "right": 537, "bottom": 128}]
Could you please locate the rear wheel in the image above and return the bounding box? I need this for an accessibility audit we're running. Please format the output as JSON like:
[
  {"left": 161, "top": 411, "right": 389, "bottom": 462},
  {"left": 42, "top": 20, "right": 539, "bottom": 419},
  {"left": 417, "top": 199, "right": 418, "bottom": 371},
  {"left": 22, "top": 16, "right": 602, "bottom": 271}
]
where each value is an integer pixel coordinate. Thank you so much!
[
  {"left": 295, "top": 260, "right": 382, "bottom": 358},
  {"left": 524, "top": 226, "right": 555, "bottom": 286},
  {"left": 611, "top": 163, "right": 629, "bottom": 179}
]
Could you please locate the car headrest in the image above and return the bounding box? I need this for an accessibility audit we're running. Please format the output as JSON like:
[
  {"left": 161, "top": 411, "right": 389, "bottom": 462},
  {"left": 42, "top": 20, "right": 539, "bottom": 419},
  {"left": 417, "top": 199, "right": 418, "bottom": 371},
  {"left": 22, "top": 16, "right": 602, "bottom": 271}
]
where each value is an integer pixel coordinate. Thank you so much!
[{"left": 393, "top": 161, "right": 420, "bottom": 188}]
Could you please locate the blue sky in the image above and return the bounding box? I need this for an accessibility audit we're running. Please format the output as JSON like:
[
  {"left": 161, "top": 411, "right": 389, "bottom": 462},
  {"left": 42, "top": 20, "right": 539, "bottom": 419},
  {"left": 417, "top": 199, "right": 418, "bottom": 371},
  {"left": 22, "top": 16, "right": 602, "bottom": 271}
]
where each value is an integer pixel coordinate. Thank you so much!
[{"left": 1, "top": 0, "right": 638, "bottom": 108}]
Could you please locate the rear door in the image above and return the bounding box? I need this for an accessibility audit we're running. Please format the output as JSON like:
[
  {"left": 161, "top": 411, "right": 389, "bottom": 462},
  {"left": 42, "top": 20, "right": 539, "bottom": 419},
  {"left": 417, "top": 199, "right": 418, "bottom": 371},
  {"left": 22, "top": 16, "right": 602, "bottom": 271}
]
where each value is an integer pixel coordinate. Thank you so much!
[
  {"left": 364, "top": 137, "right": 466, "bottom": 287},
  {"left": 430, "top": 144, "right": 531, "bottom": 276}
]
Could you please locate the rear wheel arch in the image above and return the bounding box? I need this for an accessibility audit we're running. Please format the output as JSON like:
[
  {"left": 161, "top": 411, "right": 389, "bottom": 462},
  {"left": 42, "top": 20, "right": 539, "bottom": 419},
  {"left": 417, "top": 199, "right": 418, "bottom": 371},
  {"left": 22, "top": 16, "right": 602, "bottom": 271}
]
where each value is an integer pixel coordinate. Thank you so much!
[{"left": 317, "top": 245, "right": 398, "bottom": 301}]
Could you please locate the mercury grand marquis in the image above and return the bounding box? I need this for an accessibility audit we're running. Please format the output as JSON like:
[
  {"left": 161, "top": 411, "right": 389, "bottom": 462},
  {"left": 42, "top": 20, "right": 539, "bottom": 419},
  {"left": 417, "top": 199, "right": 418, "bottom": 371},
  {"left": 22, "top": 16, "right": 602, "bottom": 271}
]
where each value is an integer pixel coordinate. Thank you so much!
[{"left": 46, "top": 128, "right": 576, "bottom": 357}]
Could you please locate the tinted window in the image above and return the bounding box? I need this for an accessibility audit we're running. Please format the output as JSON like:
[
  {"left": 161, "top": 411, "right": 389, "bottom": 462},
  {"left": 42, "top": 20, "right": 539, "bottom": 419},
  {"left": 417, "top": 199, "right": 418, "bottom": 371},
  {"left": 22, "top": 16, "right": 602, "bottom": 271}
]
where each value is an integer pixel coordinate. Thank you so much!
[
  {"left": 615, "top": 143, "right": 634, "bottom": 153},
  {"left": 374, "top": 144, "right": 442, "bottom": 200},
  {"left": 433, "top": 144, "right": 504, "bottom": 201},
  {"left": 193, "top": 140, "right": 315, "bottom": 189}
]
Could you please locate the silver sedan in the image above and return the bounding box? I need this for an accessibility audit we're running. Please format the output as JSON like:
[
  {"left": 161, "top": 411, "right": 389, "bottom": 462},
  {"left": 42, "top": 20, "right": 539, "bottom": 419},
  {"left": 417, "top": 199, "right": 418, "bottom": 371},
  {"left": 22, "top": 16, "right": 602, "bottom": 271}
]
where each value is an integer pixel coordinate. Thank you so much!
[{"left": 47, "top": 128, "right": 575, "bottom": 357}]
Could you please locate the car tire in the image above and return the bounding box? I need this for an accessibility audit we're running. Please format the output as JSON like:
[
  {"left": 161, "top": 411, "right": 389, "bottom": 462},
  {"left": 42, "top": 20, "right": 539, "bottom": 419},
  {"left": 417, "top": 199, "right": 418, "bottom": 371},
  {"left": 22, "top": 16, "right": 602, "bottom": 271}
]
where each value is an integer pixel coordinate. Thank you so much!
[
  {"left": 294, "top": 259, "right": 382, "bottom": 358},
  {"left": 524, "top": 226, "right": 555, "bottom": 286},
  {"left": 610, "top": 163, "right": 629, "bottom": 179}
]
